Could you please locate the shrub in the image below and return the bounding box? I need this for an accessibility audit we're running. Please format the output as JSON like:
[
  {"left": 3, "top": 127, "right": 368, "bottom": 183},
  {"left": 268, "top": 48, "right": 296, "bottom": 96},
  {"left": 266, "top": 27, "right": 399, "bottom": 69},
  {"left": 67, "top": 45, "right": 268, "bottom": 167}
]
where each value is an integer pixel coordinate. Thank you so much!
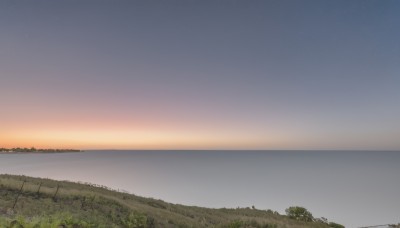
[{"left": 285, "top": 206, "right": 314, "bottom": 222}]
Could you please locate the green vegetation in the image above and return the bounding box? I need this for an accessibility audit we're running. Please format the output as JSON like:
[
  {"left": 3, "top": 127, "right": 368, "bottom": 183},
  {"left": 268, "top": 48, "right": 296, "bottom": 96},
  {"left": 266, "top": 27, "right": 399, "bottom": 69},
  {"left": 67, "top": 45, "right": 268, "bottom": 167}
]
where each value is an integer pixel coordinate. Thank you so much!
[
  {"left": 0, "top": 174, "right": 342, "bottom": 228},
  {"left": 0, "top": 147, "right": 81, "bottom": 153},
  {"left": 284, "top": 207, "right": 345, "bottom": 228},
  {"left": 285, "top": 206, "right": 314, "bottom": 222}
]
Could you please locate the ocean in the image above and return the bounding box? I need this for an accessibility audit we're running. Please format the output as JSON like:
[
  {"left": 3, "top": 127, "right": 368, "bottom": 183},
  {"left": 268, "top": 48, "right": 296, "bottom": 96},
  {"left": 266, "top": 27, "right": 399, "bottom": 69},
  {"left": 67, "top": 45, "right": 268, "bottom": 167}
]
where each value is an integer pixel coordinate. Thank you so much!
[{"left": 0, "top": 150, "right": 399, "bottom": 227}]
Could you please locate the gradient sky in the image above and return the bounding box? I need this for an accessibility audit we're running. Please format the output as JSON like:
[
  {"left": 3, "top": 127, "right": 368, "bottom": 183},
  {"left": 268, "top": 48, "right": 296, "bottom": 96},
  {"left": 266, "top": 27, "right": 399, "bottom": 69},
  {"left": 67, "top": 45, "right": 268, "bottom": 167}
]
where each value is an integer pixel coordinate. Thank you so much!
[{"left": 1, "top": 0, "right": 400, "bottom": 149}]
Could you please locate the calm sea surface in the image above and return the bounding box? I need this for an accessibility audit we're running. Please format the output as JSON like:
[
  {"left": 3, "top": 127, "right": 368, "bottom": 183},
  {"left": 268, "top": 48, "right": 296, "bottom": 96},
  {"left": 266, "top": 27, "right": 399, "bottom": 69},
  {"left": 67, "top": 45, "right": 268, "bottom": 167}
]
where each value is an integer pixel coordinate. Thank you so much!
[{"left": 0, "top": 150, "right": 399, "bottom": 227}]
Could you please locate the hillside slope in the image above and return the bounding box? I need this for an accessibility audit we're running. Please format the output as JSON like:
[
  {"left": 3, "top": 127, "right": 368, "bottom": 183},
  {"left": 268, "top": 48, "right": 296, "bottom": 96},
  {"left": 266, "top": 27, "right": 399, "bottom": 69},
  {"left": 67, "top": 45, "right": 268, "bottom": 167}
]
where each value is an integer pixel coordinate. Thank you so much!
[{"left": 0, "top": 174, "right": 334, "bottom": 228}]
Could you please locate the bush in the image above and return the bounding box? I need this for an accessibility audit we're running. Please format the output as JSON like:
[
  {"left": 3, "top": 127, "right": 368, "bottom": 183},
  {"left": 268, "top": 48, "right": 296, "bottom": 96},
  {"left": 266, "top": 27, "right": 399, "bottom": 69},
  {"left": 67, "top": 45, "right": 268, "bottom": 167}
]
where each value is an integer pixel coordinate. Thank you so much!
[{"left": 285, "top": 206, "right": 314, "bottom": 222}]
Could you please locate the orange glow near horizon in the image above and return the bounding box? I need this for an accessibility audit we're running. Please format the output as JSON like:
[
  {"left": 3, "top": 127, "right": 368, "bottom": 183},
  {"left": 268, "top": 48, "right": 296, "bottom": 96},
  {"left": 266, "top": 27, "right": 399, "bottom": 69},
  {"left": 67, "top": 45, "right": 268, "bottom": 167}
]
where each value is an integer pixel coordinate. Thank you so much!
[
  {"left": 1, "top": 110, "right": 294, "bottom": 150},
  {"left": 3, "top": 115, "right": 399, "bottom": 150},
  {"left": 2, "top": 86, "right": 399, "bottom": 151},
  {"left": 1, "top": 127, "right": 288, "bottom": 150}
]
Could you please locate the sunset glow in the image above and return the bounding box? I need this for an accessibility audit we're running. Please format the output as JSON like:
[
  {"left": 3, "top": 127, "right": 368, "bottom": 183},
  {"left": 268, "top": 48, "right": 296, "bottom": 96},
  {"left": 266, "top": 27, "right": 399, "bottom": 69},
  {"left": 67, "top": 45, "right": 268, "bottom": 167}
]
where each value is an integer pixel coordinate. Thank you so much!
[
  {"left": 1, "top": 1, "right": 400, "bottom": 150},
  {"left": 2, "top": 125, "right": 290, "bottom": 150}
]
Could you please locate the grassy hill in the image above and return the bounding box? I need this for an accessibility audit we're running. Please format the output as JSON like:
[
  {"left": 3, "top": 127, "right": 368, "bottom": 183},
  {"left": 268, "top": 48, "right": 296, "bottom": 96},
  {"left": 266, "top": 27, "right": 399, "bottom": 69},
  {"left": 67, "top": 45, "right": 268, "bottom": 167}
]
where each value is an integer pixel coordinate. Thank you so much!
[{"left": 0, "top": 174, "right": 338, "bottom": 228}]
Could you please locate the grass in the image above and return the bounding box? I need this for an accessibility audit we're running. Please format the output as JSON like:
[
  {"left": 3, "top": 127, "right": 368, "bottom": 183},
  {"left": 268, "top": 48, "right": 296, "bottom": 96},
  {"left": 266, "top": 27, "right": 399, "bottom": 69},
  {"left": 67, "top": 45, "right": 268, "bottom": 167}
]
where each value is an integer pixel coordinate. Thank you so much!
[{"left": 0, "top": 174, "right": 336, "bottom": 228}]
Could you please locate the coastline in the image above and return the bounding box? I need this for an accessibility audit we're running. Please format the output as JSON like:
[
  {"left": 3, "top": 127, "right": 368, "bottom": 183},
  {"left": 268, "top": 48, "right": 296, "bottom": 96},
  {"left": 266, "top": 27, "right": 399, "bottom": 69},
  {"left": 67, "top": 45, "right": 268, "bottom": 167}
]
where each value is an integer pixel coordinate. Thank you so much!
[{"left": 0, "top": 150, "right": 83, "bottom": 154}]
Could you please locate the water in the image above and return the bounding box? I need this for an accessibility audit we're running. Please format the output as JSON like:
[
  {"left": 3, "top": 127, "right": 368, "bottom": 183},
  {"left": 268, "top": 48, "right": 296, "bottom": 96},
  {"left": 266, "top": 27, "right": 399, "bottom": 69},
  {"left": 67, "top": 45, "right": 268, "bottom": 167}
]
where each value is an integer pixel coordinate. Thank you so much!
[{"left": 0, "top": 150, "right": 399, "bottom": 227}]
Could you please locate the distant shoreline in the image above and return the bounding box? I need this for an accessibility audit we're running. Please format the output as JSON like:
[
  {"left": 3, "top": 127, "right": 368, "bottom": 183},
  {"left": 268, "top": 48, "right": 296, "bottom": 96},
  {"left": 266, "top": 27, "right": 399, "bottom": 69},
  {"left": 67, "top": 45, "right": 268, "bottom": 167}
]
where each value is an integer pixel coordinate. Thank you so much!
[
  {"left": 0, "top": 151, "right": 83, "bottom": 154},
  {"left": 0, "top": 148, "right": 83, "bottom": 154}
]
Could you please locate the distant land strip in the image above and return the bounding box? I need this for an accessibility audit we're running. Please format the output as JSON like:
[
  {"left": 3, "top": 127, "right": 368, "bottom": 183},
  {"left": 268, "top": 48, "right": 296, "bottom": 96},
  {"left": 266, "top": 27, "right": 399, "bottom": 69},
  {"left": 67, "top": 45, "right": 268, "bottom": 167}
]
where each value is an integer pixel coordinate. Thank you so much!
[{"left": 0, "top": 147, "right": 82, "bottom": 153}]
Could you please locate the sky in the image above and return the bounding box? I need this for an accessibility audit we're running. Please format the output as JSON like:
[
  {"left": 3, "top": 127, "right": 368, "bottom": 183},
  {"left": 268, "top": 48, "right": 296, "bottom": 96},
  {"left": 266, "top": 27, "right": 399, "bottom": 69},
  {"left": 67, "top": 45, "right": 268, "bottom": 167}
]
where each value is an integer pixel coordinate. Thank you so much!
[{"left": 1, "top": 0, "right": 400, "bottom": 150}]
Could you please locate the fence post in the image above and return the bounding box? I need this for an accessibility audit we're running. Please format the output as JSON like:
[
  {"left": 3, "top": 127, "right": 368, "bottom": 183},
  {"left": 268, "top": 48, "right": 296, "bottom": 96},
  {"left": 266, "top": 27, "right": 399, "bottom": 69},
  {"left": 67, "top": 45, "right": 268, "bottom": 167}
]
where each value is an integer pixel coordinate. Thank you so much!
[
  {"left": 80, "top": 196, "right": 86, "bottom": 210},
  {"left": 90, "top": 195, "right": 96, "bottom": 209},
  {"left": 53, "top": 184, "right": 60, "bottom": 201},
  {"left": 36, "top": 182, "right": 42, "bottom": 194},
  {"left": 12, "top": 180, "right": 26, "bottom": 209}
]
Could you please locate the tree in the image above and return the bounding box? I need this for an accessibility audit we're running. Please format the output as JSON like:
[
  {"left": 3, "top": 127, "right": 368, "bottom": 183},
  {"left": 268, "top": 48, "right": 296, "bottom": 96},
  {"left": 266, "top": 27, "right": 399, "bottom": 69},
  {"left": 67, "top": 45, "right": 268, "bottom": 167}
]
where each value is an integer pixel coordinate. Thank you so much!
[{"left": 285, "top": 206, "right": 314, "bottom": 222}]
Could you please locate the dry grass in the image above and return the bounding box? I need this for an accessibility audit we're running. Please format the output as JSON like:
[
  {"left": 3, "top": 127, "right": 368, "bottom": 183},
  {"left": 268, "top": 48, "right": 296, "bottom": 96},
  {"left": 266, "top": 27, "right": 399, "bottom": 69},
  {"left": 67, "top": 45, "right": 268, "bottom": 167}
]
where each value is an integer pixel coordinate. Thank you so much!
[{"left": 0, "top": 174, "right": 332, "bottom": 228}]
